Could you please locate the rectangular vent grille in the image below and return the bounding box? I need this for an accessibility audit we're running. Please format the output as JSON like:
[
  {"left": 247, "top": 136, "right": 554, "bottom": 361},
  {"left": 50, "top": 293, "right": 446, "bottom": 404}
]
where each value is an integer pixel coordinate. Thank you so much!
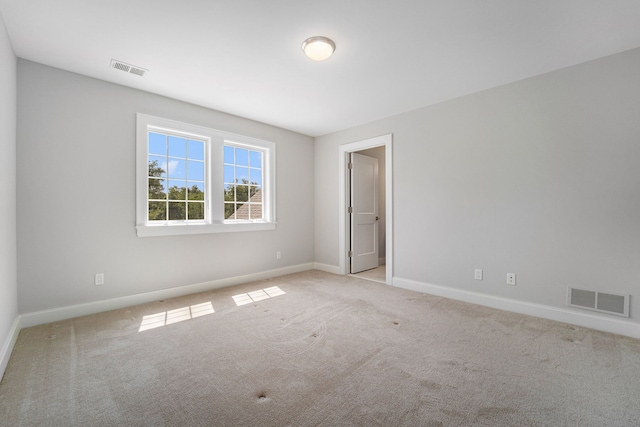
[
  {"left": 110, "top": 59, "right": 148, "bottom": 77},
  {"left": 567, "top": 287, "right": 629, "bottom": 318}
]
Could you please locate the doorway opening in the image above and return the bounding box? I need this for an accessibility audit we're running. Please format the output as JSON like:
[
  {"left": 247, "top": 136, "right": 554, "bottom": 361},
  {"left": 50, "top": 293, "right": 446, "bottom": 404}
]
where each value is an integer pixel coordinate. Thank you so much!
[{"left": 338, "top": 134, "right": 393, "bottom": 285}]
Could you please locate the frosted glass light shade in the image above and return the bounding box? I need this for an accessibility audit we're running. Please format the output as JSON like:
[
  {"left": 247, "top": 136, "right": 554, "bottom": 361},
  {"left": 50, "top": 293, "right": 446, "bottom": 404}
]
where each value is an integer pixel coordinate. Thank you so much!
[{"left": 302, "top": 36, "right": 335, "bottom": 61}]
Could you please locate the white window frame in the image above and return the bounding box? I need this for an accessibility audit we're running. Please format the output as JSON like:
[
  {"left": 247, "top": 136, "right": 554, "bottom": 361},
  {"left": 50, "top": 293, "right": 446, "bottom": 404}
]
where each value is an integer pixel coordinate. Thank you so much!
[{"left": 136, "top": 113, "right": 276, "bottom": 237}]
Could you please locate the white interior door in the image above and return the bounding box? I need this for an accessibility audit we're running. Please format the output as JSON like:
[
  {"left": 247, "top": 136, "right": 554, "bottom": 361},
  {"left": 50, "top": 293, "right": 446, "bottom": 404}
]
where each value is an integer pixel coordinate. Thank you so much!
[{"left": 350, "top": 152, "right": 379, "bottom": 273}]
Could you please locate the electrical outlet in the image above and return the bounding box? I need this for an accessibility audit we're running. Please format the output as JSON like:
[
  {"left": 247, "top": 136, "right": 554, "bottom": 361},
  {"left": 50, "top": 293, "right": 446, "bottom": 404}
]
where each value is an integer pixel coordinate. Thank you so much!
[
  {"left": 276, "top": 251, "right": 282, "bottom": 260},
  {"left": 507, "top": 273, "right": 516, "bottom": 286},
  {"left": 94, "top": 273, "right": 104, "bottom": 286},
  {"left": 474, "top": 269, "right": 483, "bottom": 280}
]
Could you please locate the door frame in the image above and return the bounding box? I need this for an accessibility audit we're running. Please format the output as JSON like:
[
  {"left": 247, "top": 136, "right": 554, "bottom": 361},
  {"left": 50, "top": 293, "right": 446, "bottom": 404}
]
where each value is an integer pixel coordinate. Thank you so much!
[{"left": 338, "top": 134, "right": 393, "bottom": 285}]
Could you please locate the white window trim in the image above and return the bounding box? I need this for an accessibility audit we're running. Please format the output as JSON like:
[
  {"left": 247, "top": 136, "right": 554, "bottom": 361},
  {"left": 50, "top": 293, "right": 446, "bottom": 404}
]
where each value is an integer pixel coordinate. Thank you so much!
[{"left": 136, "top": 113, "right": 276, "bottom": 237}]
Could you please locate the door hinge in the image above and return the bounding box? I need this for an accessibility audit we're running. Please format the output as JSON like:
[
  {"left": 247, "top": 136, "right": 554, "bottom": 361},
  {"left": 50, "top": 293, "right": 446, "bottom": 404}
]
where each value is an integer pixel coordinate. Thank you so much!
[
  {"left": 348, "top": 251, "right": 353, "bottom": 257},
  {"left": 348, "top": 162, "right": 353, "bottom": 170},
  {"left": 348, "top": 206, "right": 353, "bottom": 214}
]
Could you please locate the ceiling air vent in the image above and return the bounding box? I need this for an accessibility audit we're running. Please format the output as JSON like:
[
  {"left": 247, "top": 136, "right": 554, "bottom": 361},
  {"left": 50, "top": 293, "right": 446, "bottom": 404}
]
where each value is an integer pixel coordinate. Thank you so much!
[
  {"left": 567, "top": 287, "right": 630, "bottom": 318},
  {"left": 110, "top": 59, "right": 148, "bottom": 77}
]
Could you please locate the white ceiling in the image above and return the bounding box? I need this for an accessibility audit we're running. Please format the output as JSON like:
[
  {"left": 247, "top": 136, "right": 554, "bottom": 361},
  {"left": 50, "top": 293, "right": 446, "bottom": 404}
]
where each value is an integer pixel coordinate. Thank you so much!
[{"left": 2, "top": 1, "right": 640, "bottom": 137}]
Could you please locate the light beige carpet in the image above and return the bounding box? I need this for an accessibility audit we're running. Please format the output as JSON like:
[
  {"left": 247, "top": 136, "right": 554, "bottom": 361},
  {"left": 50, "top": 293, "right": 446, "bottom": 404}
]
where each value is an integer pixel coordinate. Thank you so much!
[
  {"left": 1, "top": 270, "right": 639, "bottom": 426},
  {"left": 351, "top": 265, "right": 386, "bottom": 283}
]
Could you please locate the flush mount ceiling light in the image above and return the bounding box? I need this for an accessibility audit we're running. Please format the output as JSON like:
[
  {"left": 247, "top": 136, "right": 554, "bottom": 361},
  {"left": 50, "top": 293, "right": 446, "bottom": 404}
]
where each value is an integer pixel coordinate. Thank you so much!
[{"left": 302, "top": 36, "right": 336, "bottom": 61}]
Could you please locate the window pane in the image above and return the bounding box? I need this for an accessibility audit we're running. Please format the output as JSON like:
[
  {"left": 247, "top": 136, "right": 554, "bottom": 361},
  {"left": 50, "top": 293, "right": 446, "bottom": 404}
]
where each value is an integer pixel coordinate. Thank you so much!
[
  {"left": 148, "top": 156, "right": 166, "bottom": 178},
  {"left": 224, "top": 165, "right": 235, "bottom": 184},
  {"left": 188, "top": 140, "right": 204, "bottom": 161},
  {"left": 168, "top": 202, "right": 186, "bottom": 220},
  {"left": 236, "top": 185, "right": 249, "bottom": 202},
  {"left": 168, "top": 180, "right": 186, "bottom": 200},
  {"left": 224, "top": 184, "right": 235, "bottom": 202},
  {"left": 148, "top": 178, "right": 166, "bottom": 200},
  {"left": 167, "top": 159, "right": 186, "bottom": 179},
  {"left": 249, "top": 168, "right": 262, "bottom": 186},
  {"left": 236, "top": 167, "right": 249, "bottom": 183},
  {"left": 224, "top": 145, "right": 234, "bottom": 164},
  {"left": 149, "top": 133, "right": 166, "bottom": 155},
  {"left": 188, "top": 202, "right": 204, "bottom": 220},
  {"left": 249, "top": 151, "right": 262, "bottom": 168},
  {"left": 168, "top": 136, "right": 187, "bottom": 158},
  {"left": 225, "top": 203, "right": 235, "bottom": 220},
  {"left": 187, "top": 182, "right": 204, "bottom": 200},
  {"left": 236, "top": 148, "right": 249, "bottom": 166},
  {"left": 148, "top": 130, "right": 206, "bottom": 222},
  {"left": 223, "top": 144, "right": 266, "bottom": 223},
  {"left": 235, "top": 201, "right": 249, "bottom": 220},
  {"left": 250, "top": 203, "right": 263, "bottom": 220},
  {"left": 148, "top": 201, "right": 166, "bottom": 221},
  {"left": 187, "top": 160, "right": 204, "bottom": 181}
]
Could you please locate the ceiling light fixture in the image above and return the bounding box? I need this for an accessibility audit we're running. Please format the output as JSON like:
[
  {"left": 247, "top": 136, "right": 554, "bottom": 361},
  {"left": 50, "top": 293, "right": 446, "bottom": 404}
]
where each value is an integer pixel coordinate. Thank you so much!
[{"left": 302, "top": 36, "right": 336, "bottom": 61}]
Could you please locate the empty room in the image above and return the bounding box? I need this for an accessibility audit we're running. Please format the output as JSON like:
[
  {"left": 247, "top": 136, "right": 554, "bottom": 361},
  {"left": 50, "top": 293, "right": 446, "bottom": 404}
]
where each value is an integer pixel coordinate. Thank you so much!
[{"left": 1, "top": 1, "right": 639, "bottom": 426}]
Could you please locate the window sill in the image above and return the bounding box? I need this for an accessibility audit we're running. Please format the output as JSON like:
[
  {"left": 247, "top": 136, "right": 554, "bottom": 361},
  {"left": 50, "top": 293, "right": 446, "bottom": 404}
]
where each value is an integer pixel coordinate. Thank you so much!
[{"left": 136, "top": 222, "right": 276, "bottom": 237}]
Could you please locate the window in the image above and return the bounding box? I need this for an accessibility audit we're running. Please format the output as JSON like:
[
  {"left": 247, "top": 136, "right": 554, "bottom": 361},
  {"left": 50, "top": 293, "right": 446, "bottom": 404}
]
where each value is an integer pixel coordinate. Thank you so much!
[
  {"left": 224, "top": 145, "right": 264, "bottom": 220},
  {"left": 136, "top": 114, "right": 275, "bottom": 237},
  {"left": 148, "top": 132, "right": 206, "bottom": 222}
]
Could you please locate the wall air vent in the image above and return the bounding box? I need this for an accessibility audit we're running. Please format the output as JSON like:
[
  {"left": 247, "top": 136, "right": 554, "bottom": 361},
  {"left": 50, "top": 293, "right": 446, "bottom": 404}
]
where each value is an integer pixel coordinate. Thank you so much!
[
  {"left": 110, "top": 59, "right": 148, "bottom": 77},
  {"left": 567, "top": 287, "right": 630, "bottom": 318}
]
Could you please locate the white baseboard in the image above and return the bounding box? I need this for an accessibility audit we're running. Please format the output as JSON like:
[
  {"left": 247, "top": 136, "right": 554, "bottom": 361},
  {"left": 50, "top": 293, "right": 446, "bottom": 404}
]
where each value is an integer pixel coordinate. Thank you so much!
[
  {"left": 0, "top": 316, "right": 20, "bottom": 381},
  {"left": 20, "top": 263, "right": 315, "bottom": 329},
  {"left": 313, "top": 263, "right": 342, "bottom": 275},
  {"left": 393, "top": 277, "right": 640, "bottom": 340}
]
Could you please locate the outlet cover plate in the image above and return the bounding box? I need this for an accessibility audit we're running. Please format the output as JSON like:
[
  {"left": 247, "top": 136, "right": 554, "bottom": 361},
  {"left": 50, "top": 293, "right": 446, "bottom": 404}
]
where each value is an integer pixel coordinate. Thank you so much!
[{"left": 95, "top": 273, "right": 104, "bottom": 286}]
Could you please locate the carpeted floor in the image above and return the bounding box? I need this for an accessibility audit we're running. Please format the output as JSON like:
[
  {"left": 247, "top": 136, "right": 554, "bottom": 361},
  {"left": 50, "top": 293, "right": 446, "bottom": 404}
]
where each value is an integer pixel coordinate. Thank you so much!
[
  {"left": 1, "top": 270, "right": 639, "bottom": 426},
  {"left": 351, "top": 265, "right": 386, "bottom": 283}
]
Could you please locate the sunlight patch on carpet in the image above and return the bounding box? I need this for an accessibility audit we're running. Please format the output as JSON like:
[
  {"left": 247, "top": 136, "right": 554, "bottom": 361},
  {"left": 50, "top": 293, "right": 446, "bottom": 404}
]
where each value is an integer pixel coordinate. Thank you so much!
[
  {"left": 233, "top": 286, "right": 286, "bottom": 306},
  {"left": 138, "top": 301, "right": 215, "bottom": 332}
]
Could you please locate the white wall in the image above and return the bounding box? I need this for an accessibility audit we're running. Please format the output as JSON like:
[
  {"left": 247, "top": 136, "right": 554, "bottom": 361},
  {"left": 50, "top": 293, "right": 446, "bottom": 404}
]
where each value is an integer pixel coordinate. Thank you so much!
[
  {"left": 316, "top": 48, "right": 640, "bottom": 329},
  {"left": 17, "top": 60, "right": 314, "bottom": 314},
  {"left": 0, "top": 12, "right": 18, "bottom": 376}
]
